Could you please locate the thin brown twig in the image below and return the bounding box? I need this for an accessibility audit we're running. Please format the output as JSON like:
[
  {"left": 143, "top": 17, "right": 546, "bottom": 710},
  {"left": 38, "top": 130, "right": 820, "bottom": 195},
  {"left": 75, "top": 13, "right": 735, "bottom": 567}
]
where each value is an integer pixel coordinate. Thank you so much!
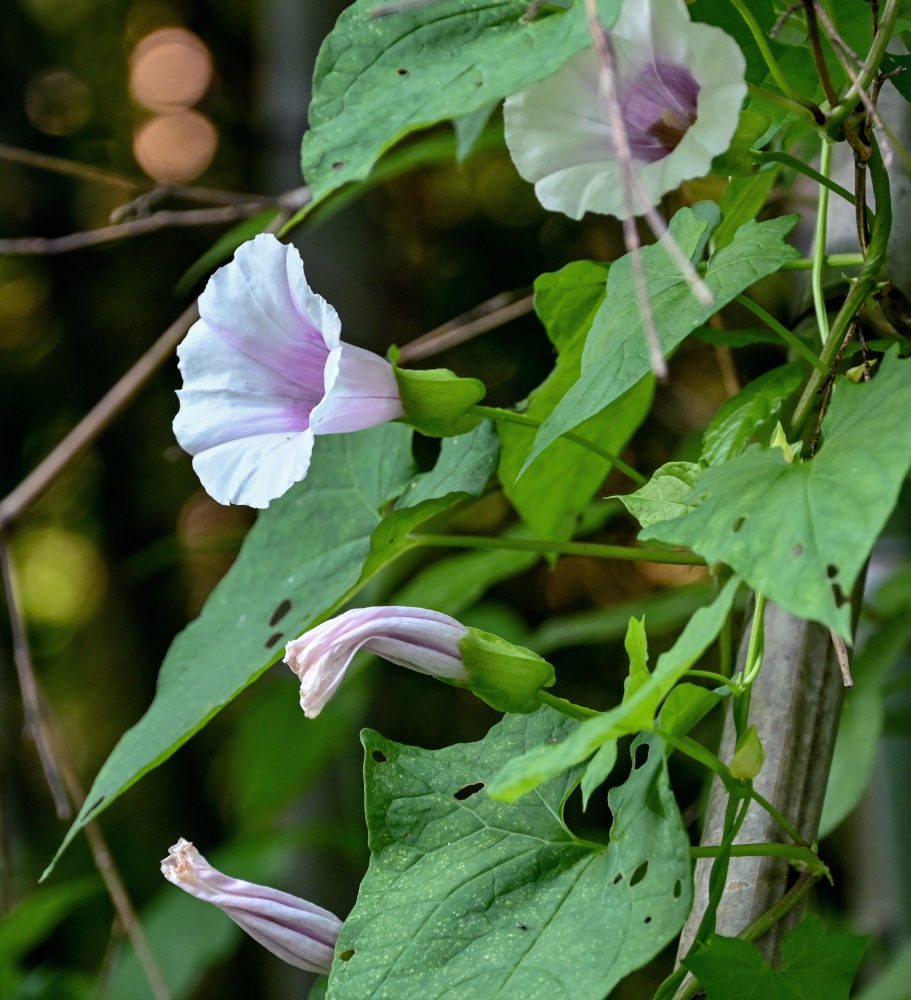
[
  {"left": 829, "top": 629, "right": 855, "bottom": 687},
  {"left": 0, "top": 534, "right": 70, "bottom": 817},
  {"left": 0, "top": 299, "right": 198, "bottom": 532},
  {"left": 771, "top": 2, "right": 803, "bottom": 39},
  {"left": 0, "top": 538, "right": 173, "bottom": 999},
  {"left": 584, "top": 0, "right": 667, "bottom": 380},
  {"left": 0, "top": 142, "right": 141, "bottom": 191},
  {"left": 808, "top": 318, "right": 857, "bottom": 457},
  {"left": 803, "top": 0, "right": 841, "bottom": 107},
  {"left": 0, "top": 143, "right": 283, "bottom": 209},
  {"left": 0, "top": 204, "right": 275, "bottom": 255},
  {"left": 397, "top": 291, "right": 534, "bottom": 363}
]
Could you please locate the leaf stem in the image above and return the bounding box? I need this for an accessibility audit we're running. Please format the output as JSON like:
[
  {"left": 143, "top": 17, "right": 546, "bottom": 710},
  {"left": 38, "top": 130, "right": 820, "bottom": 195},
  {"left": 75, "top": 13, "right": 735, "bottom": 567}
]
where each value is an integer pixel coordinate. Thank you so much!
[
  {"left": 539, "top": 691, "right": 598, "bottom": 719},
  {"left": 471, "top": 405, "right": 647, "bottom": 485},
  {"left": 733, "top": 295, "right": 828, "bottom": 373},
  {"left": 407, "top": 533, "right": 706, "bottom": 565},
  {"left": 791, "top": 139, "right": 892, "bottom": 432},
  {"left": 652, "top": 728, "right": 809, "bottom": 846},
  {"left": 690, "top": 843, "right": 829, "bottom": 879},
  {"left": 730, "top": 0, "right": 824, "bottom": 119},
  {"left": 812, "top": 138, "right": 833, "bottom": 346},
  {"left": 780, "top": 253, "right": 864, "bottom": 270},
  {"left": 750, "top": 148, "right": 855, "bottom": 205}
]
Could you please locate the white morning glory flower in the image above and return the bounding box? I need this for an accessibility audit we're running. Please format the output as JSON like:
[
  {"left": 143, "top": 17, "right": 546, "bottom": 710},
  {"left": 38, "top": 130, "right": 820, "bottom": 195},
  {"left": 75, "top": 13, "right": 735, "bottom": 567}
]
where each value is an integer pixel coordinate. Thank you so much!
[
  {"left": 161, "top": 838, "right": 342, "bottom": 974},
  {"left": 284, "top": 606, "right": 469, "bottom": 719},
  {"left": 503, "top": 0, "right": 747, "bottom": 220},
  {"left": 173, "top": 233, "right": 403, "bottom": 508}
]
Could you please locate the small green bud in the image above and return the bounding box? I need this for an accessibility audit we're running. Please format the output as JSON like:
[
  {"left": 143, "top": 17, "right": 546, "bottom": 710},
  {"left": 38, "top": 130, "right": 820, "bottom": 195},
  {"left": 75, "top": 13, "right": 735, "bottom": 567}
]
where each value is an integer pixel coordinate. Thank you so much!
[{"left": 460, "top": 627, "right": 555, "bottom": 713}]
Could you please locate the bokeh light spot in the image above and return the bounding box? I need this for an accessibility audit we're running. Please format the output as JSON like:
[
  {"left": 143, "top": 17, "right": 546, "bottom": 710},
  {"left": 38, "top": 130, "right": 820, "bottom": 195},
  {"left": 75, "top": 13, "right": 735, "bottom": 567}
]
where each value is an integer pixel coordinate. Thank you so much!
[
  {"left": 25, "top": 70, "right": 93, "bottom": 136},
  {"left": 130, "top": 27, "right": 212, "bottom": 113},
  {"left": 133, "top": 110, "right": 217, "bottom": 183},
  {"left": 16, "top": 528, "right": 107, "bottom": 626}
]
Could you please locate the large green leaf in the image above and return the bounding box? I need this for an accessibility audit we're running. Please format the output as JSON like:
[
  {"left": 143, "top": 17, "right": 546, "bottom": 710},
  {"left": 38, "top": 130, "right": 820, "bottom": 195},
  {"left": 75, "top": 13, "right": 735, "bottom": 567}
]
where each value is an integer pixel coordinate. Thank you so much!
[
  {"left": 301, "top": 0, "right": 620, "bottom": 206},
  {"left": 683, "top": 915, "right": 868, "bottom": 1000},
  {"left": 523, "top": 213, "right": 800, "bottom": 471},
  {"left": 48, "top": 423, "right": 494, "bottom": 875},
  {"left": 499, "top": 261, "right": 653, "bottom": 538},
  {"left": 644, "top": 352, "right": 911, "bottom": 637},
  {"left": 488, "top": 576, "right": 740, "bottom": 801},
  {"left": 328, "top": 713, "right": 691, "bottom": 1000}
]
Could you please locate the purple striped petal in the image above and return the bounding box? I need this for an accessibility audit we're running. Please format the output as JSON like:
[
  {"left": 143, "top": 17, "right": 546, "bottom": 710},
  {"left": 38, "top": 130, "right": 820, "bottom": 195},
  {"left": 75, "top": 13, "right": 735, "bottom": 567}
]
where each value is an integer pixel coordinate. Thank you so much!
[
  {"left": 284, "top": 606, "right": 469, "bottom": 718},
  {"left": 161, "top": 838, "right": 342, "bottom": 974}
]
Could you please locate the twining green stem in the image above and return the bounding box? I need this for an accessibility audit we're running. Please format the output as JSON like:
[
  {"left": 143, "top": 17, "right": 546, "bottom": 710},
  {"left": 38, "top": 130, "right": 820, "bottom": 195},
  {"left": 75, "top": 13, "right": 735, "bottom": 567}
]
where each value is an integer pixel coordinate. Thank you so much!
[
  {"left": 791, "top": 140, "right": 892, "bottom": 432},
  {"left": 538, "top": 691, "right": 598, "bottom": 720},
  {"left": 746, "top": 83, "right": 821, "bottom": 124},
  {"left": 827, "top": 0, "right": 902, "bottom": 136},
  {"left": 812, "top": 139, "right": 833, "bottom": 347},
  {"left": 407, "top": 533, "right": 707, "bottom": 565},
  {"left": 731, "top": 0, "right": 823, "bottom": 118},
  {"left": 750, "top": 149, "right": 855, "bottom": 205},
  {"left": 742, "top": 593, "right": 767, "bottom": 687},
  {"left": 734, "top": 295, "right": 828, "bottom": 373},
  {"left": 685, "top": 668, "right": 740, "bottom": 692},
  {"left": 653, "top": 728, "right": 809, "bottom": 847},
  {"left": 471, "top": 404, "right": 647, "bottom": 486},
  {"left": 690, "top": 843, "right": 829, "bottom": 879}
]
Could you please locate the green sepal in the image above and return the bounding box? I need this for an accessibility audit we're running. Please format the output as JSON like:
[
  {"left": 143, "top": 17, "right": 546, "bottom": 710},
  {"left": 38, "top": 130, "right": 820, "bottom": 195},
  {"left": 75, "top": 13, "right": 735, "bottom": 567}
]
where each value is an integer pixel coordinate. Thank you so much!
[
  {"left": 459, "top": 627, "right": 555, "bottom": 713},
  {"left": 393, "top": 360, "right": 486, "bottom": 437},
  {"left": 729, "top": 724, "right": 765, "bottom": 780}
]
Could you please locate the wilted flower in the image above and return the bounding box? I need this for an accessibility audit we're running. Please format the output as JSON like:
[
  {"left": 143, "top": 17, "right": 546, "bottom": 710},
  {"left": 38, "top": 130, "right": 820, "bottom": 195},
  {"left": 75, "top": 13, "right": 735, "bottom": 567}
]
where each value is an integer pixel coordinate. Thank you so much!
[
  {"left": 503, "top": 0, "right": 747, "bottom": 220},
  {"left": 284, "top": 606, "right": 469, "bottom": 718},
  {"left": 161, "top": 838, "right": 342, "bottom": 974},
  {"left": 173, "top": 233, "right": 403, "bottom": 508}
]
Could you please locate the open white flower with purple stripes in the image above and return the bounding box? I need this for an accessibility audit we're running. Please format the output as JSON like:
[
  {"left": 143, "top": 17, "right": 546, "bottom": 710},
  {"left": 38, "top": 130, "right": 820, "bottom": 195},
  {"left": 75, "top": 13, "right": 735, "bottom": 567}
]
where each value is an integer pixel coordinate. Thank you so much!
[
  {"left": 173, "top": 234, "right": 403, "bottom": 508},
  {"left": 503, "top": 0, "right": 747, "bottom": 220},
  {"left": 284, "top": 606, "right": 469, "bottom": 719},
  {"left": 161, "top": 838, "right": 342, "bottom": 973}
]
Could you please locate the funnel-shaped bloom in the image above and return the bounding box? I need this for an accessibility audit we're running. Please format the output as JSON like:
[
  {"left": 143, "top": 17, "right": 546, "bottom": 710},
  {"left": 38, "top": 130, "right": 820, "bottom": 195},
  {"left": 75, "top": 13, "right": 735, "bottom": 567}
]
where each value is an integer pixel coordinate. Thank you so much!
[
  {"left": 284, "top": 606, "right": 469, "bottom": 718},
  {"left": 161, "top": 838, "right": 342, "bottom": 974},
  {"left": 503, "top": 0, "right": 746, "bottom": 220},
  {"left": 173, "top": 233, "right": 403, "bottom": 508}
]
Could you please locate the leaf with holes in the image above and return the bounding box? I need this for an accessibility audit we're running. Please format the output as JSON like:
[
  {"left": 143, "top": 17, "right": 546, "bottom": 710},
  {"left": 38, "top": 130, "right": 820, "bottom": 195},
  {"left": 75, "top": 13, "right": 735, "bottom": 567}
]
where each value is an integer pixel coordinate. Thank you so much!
[
  {"left": 643, "top": 351, "right": 911, "bottom": 637},
  {"left": 48, "top": 423, "right": 494, "bottom": 876},
  {"left": 522, "top": 213, "right": 800, "bottom": 473},
  {"left": 300, "top": 0, "right": 620, "bottom": 208},
  {"left": 329, "top": 711, "right": 691, "bottom": 1000},
  {"left": 683, "top": 914, "right": 868, "bottom": 1000}
]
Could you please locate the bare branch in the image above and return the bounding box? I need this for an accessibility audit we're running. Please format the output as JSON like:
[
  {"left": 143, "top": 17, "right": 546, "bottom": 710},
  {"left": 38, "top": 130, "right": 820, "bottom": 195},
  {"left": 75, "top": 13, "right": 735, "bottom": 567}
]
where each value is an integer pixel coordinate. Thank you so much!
[
  {"left": 0, "top": 534, "right": 70, "bottom": 817},
  {"left": 0, "top": 204, "right": 275, "bottom": 255},
  {"left": 397, "top": 290, "right": 534, "bottom": 363},
  {"left": 584, "top": 0, "right": 667, "bottom": 379}
]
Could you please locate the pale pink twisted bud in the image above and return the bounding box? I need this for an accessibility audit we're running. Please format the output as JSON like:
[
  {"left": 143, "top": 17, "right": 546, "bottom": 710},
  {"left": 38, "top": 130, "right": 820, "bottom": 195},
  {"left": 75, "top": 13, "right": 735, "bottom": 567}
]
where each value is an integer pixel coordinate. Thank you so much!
[
  {"left": 160, "top": 838, "right": 342, "bottom": 974},
  {"left": 284, "top": 606, "right": 469, "bottom": 718},
  {"left": 173, "top": 233, "right": 403, "bottom": 508}
]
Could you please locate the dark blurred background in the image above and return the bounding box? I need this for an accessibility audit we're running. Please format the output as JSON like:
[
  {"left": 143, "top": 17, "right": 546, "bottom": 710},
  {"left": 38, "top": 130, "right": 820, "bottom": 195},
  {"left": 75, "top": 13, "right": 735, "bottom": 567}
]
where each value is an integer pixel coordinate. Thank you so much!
[{"left": 2, "top": 2, "right": 909, "bottom": 998}]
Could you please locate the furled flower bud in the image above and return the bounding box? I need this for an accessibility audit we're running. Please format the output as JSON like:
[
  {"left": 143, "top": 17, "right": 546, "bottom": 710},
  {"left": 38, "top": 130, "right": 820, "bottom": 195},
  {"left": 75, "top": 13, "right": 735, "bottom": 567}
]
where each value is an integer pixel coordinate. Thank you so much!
[
  {"left": 503, "top": 0, "right": 747, "bottom": 220},
  {"left": 160, "top": 838, "right": 342, "bottom": 974},
  {"left": 173, "top": 233, "right": 403, "bottom": 508},
  {"left": 284, "top": 606, "right": 469, "bottom": 718}
]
